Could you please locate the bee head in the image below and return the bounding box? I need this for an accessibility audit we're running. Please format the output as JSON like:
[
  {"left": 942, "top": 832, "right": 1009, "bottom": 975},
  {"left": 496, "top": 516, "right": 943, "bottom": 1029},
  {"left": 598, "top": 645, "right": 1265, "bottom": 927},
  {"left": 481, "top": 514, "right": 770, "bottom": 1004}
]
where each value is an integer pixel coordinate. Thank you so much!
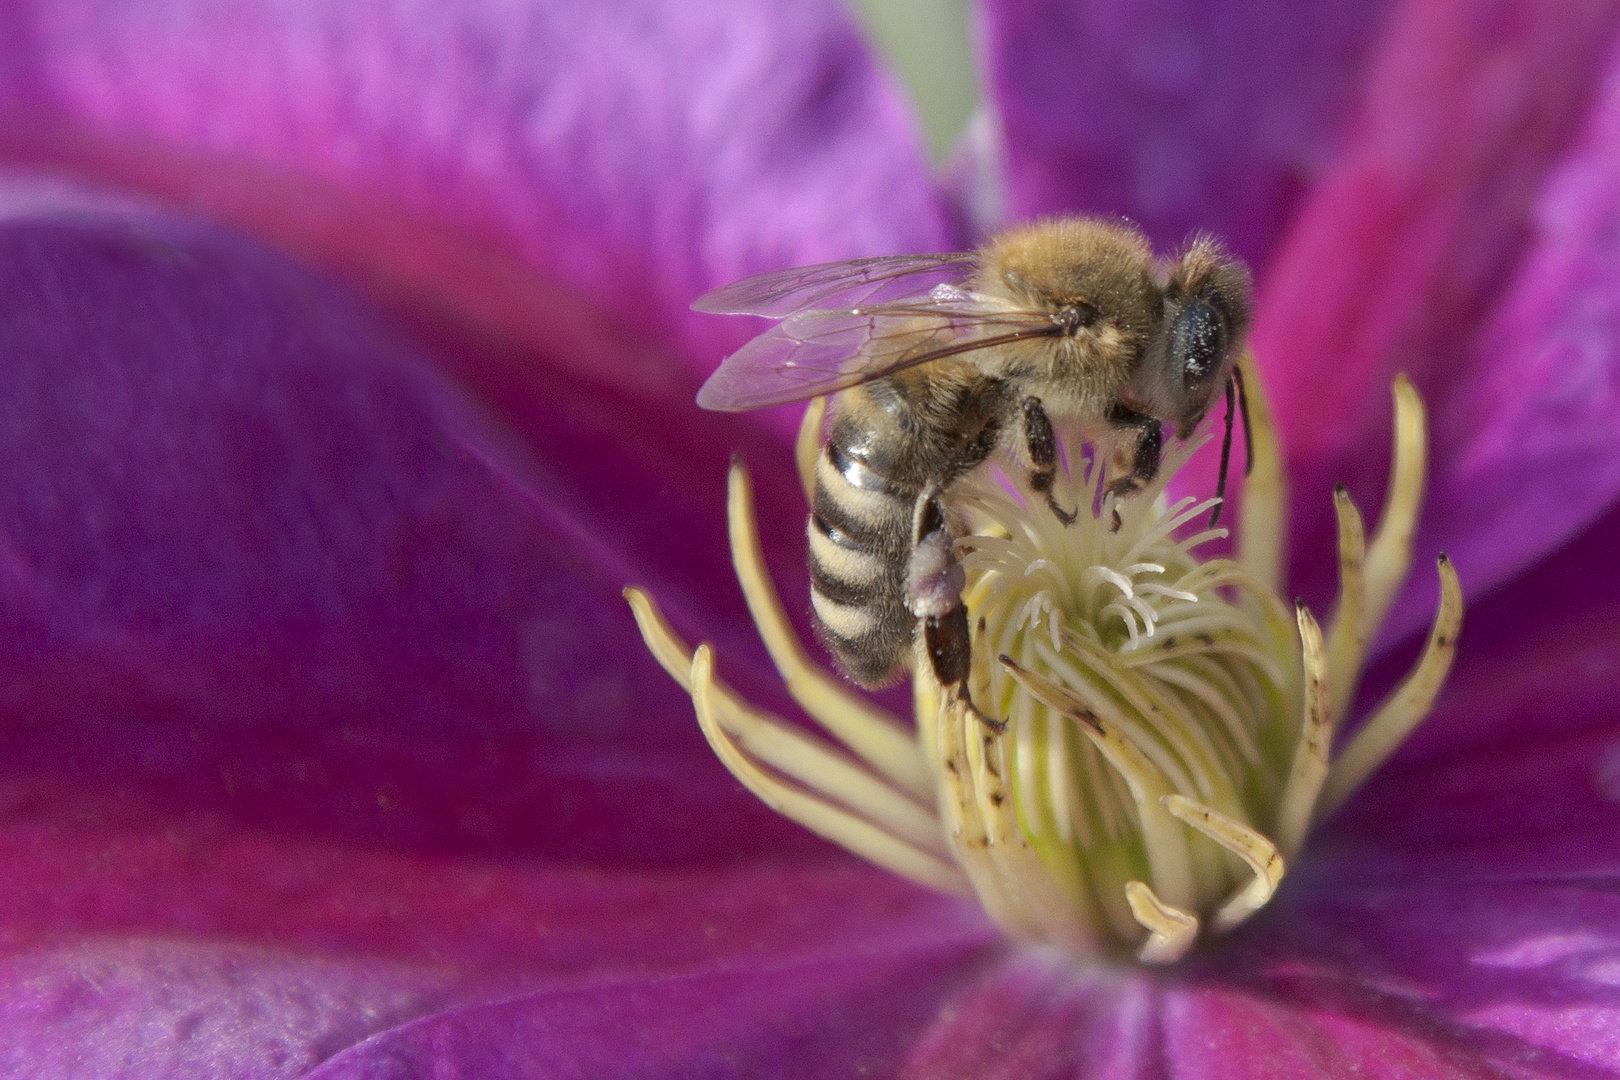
[{"left": 1144, "top": 237, "right": 1252, "bottom": 437}]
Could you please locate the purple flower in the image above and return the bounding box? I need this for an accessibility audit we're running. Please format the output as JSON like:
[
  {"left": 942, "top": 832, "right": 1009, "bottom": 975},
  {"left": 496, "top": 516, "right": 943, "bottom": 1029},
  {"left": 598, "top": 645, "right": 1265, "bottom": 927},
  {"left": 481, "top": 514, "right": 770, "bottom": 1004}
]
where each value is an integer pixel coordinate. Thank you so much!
[{"left": 0, "top": 0, "right": 1617, "bottom": 1074}]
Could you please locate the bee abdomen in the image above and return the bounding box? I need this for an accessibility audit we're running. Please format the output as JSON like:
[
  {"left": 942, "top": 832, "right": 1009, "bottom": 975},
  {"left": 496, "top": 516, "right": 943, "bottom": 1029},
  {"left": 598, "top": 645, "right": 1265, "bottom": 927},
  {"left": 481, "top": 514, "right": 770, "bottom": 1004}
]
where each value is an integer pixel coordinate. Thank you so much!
[{"left": 807, "top": 440, "right": 915, "bottom": 687}]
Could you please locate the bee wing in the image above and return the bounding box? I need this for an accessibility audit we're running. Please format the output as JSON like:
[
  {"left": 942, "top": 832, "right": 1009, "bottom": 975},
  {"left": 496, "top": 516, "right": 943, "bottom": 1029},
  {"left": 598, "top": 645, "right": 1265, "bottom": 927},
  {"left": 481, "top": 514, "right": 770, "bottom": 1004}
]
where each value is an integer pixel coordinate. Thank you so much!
[
  {"left": 692, "top": 252, "right": 976, "bottom": 317},
  {"left": 696, "top": 297, "right": 1057, "bottom": 411}
]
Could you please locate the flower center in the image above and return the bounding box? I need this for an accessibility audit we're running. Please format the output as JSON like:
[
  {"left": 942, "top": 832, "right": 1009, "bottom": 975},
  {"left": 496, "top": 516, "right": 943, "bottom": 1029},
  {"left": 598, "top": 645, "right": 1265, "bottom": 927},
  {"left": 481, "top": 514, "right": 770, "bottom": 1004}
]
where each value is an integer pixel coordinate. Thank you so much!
[{"left": 627, "top": 358, "right": 1462, "bottom": 964}]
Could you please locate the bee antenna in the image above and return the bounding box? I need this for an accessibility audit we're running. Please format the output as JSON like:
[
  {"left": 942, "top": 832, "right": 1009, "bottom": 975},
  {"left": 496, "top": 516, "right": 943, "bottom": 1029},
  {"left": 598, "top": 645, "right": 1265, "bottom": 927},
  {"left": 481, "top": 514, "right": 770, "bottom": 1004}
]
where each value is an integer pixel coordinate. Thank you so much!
[
  {"left": 1210, "top": 374, "right": 1237, "bottom": 527},
  {"left": 1233, "top": 364, "right": 1253, "bottom": 477}
]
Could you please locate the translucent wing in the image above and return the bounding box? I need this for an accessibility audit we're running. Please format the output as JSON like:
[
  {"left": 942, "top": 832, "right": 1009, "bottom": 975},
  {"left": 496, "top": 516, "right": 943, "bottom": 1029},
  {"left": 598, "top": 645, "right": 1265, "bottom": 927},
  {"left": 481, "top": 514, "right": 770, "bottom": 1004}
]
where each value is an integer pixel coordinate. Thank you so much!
[
  {"left": 693, "top": 252, "right": 976, "bottom": 318},
  {"left": 696, "top": 295, "right": 1059, "bottom": 411}
]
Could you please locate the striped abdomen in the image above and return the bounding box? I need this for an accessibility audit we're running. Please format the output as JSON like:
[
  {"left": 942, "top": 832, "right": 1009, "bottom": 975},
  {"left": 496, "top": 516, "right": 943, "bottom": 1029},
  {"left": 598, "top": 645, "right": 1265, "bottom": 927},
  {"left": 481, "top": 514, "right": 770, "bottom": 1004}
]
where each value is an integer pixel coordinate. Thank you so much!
[
  {"left": 803, "top": 420, "right": 920, "bottom": 683},
  {"left": 807, "top": 431, "right": 917, "bottom": 686},
  {"left": 807, "top": 373, "right": 1005, "bottom": 687}
]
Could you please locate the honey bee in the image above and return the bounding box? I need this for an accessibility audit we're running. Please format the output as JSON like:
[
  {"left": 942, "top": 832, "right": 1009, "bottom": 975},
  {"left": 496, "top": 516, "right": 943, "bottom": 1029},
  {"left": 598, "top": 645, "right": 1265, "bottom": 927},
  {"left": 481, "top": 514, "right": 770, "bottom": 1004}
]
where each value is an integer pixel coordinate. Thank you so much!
[{"left": 694, "top": 216, "right": 1252, "bottom": 701}]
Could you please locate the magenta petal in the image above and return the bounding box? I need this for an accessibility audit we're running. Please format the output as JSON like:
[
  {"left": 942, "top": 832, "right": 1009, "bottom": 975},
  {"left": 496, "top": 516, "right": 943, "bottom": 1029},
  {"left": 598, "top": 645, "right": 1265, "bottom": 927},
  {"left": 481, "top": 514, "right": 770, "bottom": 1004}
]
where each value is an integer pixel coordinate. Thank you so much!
[
  {"left": 1161, "top": 982, "right": 1512, "bottom": 1079},
  {"left": 1252, "top": 0, "right": 1620, "bottom": 621},
  {"left": 0, "top": 938, "right": 471, "bottom": 1080},
  {"left": 0, "top": 816, "right": 986, "bottom": 1076},
  {"left": 1361, "top": 491, "right": 1620, "bottom": 766},
  {"left": 1410, "top": 32, "right": 1620, "bottom": 632},
  {"left": 0, "top": 824, "right": 967, "bottom": 978},
  {"left": 1229, "top": 881, "right": 1620, "bottom": 1077},
  {"left": 0, "top": 0, "right": 948, "bottom": 394},
  {"left": 975, "top": 0, "right": 1391, "bottom": 264},
  {"left": 0, "top": 205, "right": 827, "bottom": 864},
  {"left": 1324, "top": 721, "right": 1620, "bottom": 887},
  {"left": 898, "top": 955, "right": 1151, "bottom": 1080},
  {"left": 304, "top": 927, "right": 994, "bottom": 1079}
]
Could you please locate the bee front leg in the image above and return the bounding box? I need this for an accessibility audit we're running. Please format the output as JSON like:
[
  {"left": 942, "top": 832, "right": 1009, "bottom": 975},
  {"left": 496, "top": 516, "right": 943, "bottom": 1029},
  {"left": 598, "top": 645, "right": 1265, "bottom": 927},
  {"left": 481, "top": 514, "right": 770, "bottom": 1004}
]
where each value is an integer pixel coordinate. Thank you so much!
[
  {"left": 906, "top": 488, "right": 1004, "bottom": 733},
  {"left": 1021, "top": 397, "right": 1077, "bottom": 525},
  {"left": 1103, "top": 403, "right": 1163, "bottom": 500}
]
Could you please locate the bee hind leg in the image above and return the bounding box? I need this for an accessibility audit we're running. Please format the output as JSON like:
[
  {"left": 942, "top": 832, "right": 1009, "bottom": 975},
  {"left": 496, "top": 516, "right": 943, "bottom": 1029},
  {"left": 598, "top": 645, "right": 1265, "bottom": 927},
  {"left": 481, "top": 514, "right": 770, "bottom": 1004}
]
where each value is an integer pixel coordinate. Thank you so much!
[
  {"left": 924, "top": 605, "right": 1006, "bottom": 735},
  {"left": 907, "top": 488, "right": 1004, "bottom": 733},
  {"left": 1022, "top": 397, "right": 1077, "bottom": 525},
  {"left": 905, "top": 486, "right": 964, "bottom": 622}
]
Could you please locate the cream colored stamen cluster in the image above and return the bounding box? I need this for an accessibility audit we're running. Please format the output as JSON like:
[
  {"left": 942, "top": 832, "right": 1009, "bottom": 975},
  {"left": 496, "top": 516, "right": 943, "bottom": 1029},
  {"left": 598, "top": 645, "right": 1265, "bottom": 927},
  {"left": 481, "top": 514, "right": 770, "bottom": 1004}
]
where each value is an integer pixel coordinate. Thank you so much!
[{"left": 627, "top": 358, "right": 1462, "bottom": 964}]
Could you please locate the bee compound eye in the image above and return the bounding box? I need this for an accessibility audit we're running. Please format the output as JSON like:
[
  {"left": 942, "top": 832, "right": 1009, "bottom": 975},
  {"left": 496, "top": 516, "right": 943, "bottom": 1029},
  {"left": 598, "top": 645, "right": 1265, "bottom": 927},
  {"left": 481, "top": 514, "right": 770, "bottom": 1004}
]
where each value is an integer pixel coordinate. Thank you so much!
[{"left": 1173, "top": 297, "right": 1229, "bottom": 392}]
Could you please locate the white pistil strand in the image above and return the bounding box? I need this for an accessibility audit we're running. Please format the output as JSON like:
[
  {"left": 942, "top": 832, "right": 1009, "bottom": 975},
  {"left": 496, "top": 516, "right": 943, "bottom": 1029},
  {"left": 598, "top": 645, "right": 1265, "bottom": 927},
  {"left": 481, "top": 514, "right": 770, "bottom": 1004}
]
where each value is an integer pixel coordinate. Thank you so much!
[{"left": 630, "top": 371, "right": 1461, "bottom": 964}]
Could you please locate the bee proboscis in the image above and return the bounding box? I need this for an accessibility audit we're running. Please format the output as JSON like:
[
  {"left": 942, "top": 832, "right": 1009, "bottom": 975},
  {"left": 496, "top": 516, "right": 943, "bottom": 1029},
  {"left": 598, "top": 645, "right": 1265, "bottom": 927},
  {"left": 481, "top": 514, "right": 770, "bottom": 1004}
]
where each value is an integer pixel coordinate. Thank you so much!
[{"left": 693, "top": 216, "right": 1253, "bottom": 709}]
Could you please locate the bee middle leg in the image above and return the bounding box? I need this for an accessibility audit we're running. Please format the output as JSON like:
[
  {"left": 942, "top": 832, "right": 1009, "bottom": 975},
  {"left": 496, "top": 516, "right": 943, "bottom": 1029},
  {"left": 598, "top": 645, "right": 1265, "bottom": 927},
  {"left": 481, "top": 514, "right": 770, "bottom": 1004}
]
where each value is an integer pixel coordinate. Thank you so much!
[
  {"left": 1021, "top": 397, "right": 1077, "bottom": 525},
  {"left": 1103, "top": 402, "right": 1163, "bottom": 500},
  {"left": 907, "top": 487, "right": 1004, "bottom": 733}
]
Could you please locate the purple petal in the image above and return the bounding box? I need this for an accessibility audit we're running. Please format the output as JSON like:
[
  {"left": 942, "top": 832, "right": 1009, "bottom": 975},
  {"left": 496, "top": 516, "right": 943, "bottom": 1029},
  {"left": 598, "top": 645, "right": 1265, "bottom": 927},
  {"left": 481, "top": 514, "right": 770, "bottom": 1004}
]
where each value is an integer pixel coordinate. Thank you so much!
[
  {"left": 0, "top": 815, "right": 984, "bottom": 1076},
  {"left": 0, "top": 822, "right": 968, "bottom": 982},
  {"left": 305, "top": 927, "right": 994, "bottom": 1079},
  {"left": 974, "top": 0, "right": 1392, "bottom": 264},
  {"left": 1251, "top": 0, "right": 1620, "bottom": 623},
  {"left": 898, "top": 954, "right": 1149, "bottom": 1080},
  {"left": 1160, "top": 981, "right": 1514, "bottom": 1079},
  {"left": 1325, "top": 722, "right": 1620, "bottom": 888},
  {"left": 1410, "top": 30, "right": 1620, "bottom": 634},
  {"left": 1230, "top": 880, "right": 1620, "bottom": 1076},
  {"left": 0, "top": 939, "right": 472, "bottom": 1080},
  {"left": 896, "top": 951, "right": 1523, "bottom": 1079},
  {"left": 0, "top": 0, "right": 948, "bottom": 398},
  {"left": 0, "top": 203, "right": 827, "bottom": 865},
  {"left": 1360, "top": 490, "right": 1620, "bottom": 768}
]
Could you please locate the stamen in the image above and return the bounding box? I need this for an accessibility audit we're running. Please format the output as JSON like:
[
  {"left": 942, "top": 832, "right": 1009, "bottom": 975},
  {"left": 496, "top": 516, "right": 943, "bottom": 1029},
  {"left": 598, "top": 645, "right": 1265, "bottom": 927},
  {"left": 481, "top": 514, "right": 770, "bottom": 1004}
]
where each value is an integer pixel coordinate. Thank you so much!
[
  {"left": 795, "top": 396, "right": 827, "bottom": 505},
  {"left": 1317, "top": 554, "right": 1463, "bottom": 818},
  {"left": 1363, "top": 375, "right": 1427, "bottom": 631},
  {"left": 1236, "top": 353, "right": 1286, "bottom": 594},
  {"left": 1124, "top": 880, "right": 1199, "bottom": 964},
  {"left": 1162, "top": 794, "right": 1283, "bottom": 931},
  {"left": 726, "top": 461, "right": 933, "bottom": 800},
  {"left": 626, "top": 590, "right": 953, "bottom": 862},
  {"left": 1274, "top": 602, "right": 1332, "bottom": 859},
  {"left": 1037, "top": 636, "right": 1208, "bottom": 801},
  {"left": 930, "top": 678, "right": 1099, "bottom": 951},
  {"left": 1148, "top": 660, "right": 1264, "bottom": 767},
  {"left": 1325, "top": 485, "right": 1368, "bottom": 723},
  {"left": 1001, "top": 658, "right": 1196, "bottom": 911},
  {"left": 690, "top": 645, "right": 973, "bottom": 896}
]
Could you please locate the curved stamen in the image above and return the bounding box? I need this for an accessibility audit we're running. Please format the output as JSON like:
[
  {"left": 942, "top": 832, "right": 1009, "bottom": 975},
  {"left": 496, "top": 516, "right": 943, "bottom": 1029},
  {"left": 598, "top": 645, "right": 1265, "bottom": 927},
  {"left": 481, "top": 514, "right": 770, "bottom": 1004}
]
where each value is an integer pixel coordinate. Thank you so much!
[
  {"left": 690, "top": 644, "right": 971, "bottom": 896},
  {"left": 1317, "top": 554, "right": 1464, "bottom": 818},
  {"left": 1275, "top": 602, "right": 1332, "bottom": 859}
]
